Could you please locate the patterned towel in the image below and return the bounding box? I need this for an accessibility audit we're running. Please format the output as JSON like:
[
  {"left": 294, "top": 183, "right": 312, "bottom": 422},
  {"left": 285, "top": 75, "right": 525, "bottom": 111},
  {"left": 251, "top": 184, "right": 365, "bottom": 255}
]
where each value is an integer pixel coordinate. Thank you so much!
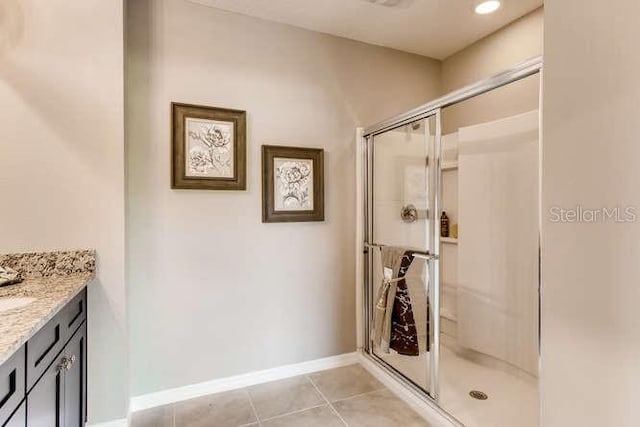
[{"left": 371, "top": 247, "right": 429, "bottom": 356}]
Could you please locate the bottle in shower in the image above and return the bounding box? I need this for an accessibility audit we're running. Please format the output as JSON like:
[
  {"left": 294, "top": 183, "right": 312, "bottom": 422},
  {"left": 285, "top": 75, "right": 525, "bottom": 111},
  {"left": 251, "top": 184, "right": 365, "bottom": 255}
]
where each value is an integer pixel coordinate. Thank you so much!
[{"left": 440, "top": 211, "right": 450, "bottom": 238}]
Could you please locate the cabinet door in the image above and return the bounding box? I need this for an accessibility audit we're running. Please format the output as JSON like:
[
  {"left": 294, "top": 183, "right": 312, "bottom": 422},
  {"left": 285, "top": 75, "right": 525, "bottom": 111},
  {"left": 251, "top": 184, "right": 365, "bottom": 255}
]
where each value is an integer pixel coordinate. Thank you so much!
[
  {"left": 26, "top": 356, "right": 63, "bottom": 427},
  {"left": 3, "top": 400, "right": 25, "bottom": 427},
  {"left": 62, "top": 324, "right": 86, "bottom": 427},
  {"left": 0, "top": 346, "right": 25, "bottom": 426}
]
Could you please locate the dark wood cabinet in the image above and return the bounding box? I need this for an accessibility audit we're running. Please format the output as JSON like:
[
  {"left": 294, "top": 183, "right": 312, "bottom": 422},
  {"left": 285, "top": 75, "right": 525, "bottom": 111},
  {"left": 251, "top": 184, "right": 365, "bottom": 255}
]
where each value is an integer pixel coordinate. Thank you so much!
[
  {"left": 0, "top": 288, "right": 87, "bottom": 427},
  {"left": 0, "top": 347, "right": 25, "bottom": 427},
  {"left": 62, "top": 325, "right": 86, "bottom": 427},
  {"left": 25, "top": 353, "right": 63, "bottom": 427},
  {"left": 26, "top": 317, "right": 64, "bottom": 392},
  {"left": 27, "top": 324, "right": 86, "bottom": 427}
]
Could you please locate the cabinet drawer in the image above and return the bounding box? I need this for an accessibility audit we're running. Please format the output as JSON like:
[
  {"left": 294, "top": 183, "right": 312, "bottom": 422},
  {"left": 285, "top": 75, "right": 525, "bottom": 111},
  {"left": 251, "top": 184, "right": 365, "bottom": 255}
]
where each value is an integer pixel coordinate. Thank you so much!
[
  {"left": 0, "top": 346, "right": 25, "bottom": 426},
  {"left": 64, "top": 289, "right": 86, "bottom": 337},
  {"left": 26, "top": 314, "right": 65, "bottom": 391}
]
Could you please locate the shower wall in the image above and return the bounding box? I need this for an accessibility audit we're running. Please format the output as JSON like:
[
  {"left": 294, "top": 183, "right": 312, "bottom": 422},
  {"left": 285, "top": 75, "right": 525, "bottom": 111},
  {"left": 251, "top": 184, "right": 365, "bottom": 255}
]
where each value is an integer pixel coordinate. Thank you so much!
[
  {"left": 457, "top": 110, "right": 540, "bottom": 376},
  {"left": 439, "top": 133, "right": 460, "bottom": 344}
]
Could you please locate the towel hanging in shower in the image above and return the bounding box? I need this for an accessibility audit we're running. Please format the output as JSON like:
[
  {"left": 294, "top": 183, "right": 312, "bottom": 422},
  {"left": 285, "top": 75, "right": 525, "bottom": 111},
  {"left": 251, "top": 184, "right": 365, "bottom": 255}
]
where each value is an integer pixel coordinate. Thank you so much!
[
  {"left": 371, "top": 247, "right": 427, "bottom": 356},
  {"left": 371, "top": 246, "right": 403, "bottom": 353},
  {"left": 389, "top": 251, "right": 421, "bottom": 356}
]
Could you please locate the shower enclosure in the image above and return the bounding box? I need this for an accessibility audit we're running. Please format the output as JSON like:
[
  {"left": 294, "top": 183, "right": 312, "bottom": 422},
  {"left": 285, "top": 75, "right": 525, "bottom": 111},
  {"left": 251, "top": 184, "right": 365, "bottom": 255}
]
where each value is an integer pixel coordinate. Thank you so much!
[{"left": 358, "top": 57, "right": 542, "bottom": 426}]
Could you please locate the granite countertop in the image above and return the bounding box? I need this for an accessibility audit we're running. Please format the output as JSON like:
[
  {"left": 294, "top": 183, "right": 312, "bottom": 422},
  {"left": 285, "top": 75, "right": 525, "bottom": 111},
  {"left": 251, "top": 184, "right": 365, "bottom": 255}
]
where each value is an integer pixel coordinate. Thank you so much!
[{"left": 0, "top": 250, "right": 95, "bottom": 365}]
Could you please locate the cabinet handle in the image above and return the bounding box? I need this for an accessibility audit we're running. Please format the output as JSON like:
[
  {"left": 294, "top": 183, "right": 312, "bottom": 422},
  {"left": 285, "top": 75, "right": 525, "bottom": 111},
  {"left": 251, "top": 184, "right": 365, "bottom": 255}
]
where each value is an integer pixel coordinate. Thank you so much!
[{"left": 56, "top": 357, "right": 73, "bottom": 372}]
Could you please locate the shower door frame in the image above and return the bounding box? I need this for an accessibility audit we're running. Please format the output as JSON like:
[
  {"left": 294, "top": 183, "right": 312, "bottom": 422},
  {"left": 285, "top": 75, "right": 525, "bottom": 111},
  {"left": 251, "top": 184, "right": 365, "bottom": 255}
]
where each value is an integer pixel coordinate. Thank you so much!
[
  {"left": 362, "top": 109, "right": 442, "bottom": 399},
  {"left": 359, "top": 55, "right": 543, "bottom": 420}
]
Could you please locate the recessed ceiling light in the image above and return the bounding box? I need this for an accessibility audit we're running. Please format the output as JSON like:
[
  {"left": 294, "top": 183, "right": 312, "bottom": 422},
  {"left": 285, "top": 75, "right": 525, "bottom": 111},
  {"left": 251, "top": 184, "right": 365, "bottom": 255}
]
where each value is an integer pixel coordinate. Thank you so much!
[
  {"left": 475, "top": 0, "right": 501, "bottom": 15},
  {"left": 364, "top": 0, "right": 414, "bottom": 8}
]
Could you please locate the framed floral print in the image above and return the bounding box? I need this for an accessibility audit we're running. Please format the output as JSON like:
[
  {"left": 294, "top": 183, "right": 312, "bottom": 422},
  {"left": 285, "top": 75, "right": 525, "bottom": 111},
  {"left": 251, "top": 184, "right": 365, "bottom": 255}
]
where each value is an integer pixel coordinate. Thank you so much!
[
  {"left": 261, "top": 145, "right": 325, "bottom": 223},
  {"left": 171, "top": 103, "right": 246, "bottom": 190}
]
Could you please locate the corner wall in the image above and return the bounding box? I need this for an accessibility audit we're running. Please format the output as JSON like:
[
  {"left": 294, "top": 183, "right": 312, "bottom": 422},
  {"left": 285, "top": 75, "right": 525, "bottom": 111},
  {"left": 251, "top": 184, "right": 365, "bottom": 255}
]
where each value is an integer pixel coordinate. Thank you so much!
[
  {"left": 0, "top": 0, "right": 128, "bottom": 423},
  {"left": 126, "top": 0, "right": 441, "bottom": 396},
  {"left": 441, "top": 8, "right": 543, "bottom": 133},
  {"left": 542, "top": 0, "right": 640, "bottom": 425}
]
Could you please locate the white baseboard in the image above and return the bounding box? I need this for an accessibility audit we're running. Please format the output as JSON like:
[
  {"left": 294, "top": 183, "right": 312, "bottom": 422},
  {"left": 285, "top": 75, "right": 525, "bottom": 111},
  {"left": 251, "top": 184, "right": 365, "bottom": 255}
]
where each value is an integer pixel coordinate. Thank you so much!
[
  {"left": 86, "top": 418, "right": 128, "bottom": 427},
  {"left": 357, "top": 352, "right": 461, "bottom": 427},
  {"left": 130, "top": 352, "right": 359, "bottom": 412}
]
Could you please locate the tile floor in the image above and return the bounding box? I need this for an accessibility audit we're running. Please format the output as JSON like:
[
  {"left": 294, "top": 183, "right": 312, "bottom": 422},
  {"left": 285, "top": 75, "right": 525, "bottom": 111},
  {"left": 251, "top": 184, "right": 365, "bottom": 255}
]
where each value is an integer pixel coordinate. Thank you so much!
[{"left": 131, "top": 364, "right": 431, "bottom": 427}]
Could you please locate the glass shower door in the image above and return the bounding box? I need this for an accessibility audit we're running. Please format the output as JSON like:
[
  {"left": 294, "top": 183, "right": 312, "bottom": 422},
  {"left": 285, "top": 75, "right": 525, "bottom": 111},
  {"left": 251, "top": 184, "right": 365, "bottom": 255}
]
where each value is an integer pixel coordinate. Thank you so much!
[{"left": 365, "top": 113, "right": 440, "bottom": 398}]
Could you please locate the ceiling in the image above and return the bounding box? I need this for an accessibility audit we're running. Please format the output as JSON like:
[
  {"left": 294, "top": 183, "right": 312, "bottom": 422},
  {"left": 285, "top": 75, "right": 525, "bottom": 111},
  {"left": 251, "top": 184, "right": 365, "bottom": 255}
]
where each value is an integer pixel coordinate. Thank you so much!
[{"left": 187, "top": 0, "right": 543, "bottom": 60}]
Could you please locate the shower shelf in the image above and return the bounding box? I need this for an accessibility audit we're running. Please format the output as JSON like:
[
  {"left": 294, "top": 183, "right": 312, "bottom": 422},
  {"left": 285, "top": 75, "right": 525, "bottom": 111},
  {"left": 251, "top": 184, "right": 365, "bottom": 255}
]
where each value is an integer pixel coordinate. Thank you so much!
[
  {"left": 442, "top": 161, "right": 458, "bottom": 171},
  {"left": 440, "top": 308, "right": 457, "bottom": 322},
  {"left": 441, "top": 237, "right": 458, "bottom": 244}
]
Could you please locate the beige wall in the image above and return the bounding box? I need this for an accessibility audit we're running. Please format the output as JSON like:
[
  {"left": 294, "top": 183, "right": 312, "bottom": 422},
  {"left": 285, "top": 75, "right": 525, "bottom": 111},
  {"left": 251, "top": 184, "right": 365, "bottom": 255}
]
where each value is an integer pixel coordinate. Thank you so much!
[
  {"left": 441, "top": 8, "right": 543, "bottom": 133},
  {"left": 0, "top": 0, "right": 553, "bottom": 419},
  {"left": 0, "top": 0, "right": 127, "bottom": 423},
  {"left": 126, "top": 0, "right": 441, "bottom": 396},
  {"left": 542, "top": 0, "right": 640, "bottom": 425}
]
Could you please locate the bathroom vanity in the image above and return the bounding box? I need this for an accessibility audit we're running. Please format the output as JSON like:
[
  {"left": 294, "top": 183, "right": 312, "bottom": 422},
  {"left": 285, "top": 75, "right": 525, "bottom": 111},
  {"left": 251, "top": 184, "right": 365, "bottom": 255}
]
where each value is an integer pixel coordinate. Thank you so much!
[{"left": 0, "top": 250, "right": 94, "bottom": 427}]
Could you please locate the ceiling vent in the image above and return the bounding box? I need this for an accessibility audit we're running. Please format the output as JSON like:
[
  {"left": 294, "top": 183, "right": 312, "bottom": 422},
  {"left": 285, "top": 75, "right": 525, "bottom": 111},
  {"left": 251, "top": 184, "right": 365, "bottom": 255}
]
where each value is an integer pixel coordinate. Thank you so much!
[{"left": 364, "top": 0, "right": 414, "bottom": 8}]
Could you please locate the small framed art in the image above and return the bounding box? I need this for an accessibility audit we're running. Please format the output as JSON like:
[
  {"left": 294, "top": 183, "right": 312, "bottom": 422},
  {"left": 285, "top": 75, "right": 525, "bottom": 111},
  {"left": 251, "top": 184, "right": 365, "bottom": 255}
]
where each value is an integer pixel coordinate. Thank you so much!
[
  {"left": 171, "top": 103, "right": 246, "bottom": 190},
  {"left": 261, "top": 145, "right": 325, "bottom": 223}
]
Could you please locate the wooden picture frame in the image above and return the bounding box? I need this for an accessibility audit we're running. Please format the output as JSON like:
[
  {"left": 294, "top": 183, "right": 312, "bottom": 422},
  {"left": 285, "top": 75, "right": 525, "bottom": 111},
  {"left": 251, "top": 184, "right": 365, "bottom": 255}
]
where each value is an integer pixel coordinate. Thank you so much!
[
  {"left": 262, "top": 145, "right": 325, "bottom": 223},
  {"left": 171, "top": 103, "right": 246, "bottom": 190}
]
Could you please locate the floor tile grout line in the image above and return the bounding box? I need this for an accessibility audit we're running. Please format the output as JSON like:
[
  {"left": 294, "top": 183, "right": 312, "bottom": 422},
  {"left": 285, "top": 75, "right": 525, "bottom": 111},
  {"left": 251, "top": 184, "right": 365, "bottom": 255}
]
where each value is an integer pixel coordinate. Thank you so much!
[
  {"left": 330, "top": 387, "right": 385, "bottom": 404},
  {"left": 258, "top": 403, "right": 328, "bottom": 423},
  {"left": 306, "top": 375, "right": 349, "bottom": 427},
  {"left": 244, "top": 388, "right": 263, "bottom": 426},
  {"left": 245, "top": 376, "right": 331, "bottom": 424}
]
